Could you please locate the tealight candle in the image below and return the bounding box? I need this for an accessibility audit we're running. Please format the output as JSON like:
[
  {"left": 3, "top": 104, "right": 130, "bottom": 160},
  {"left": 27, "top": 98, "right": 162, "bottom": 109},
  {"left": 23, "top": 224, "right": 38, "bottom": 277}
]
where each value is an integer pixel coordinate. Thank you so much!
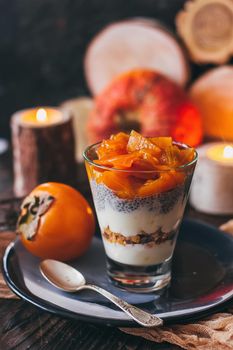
[
  {"left": 20, "top": 107, "right": 63, "bottom": 126},
  {"left": 190, "top": 142, "right": 233, "bottom": 214},
  {"left": 11, "top": 107, "right": 76, "bottom": 197},
  {"left": 207, "top": 144, "right": 233, "bottom": 164}
]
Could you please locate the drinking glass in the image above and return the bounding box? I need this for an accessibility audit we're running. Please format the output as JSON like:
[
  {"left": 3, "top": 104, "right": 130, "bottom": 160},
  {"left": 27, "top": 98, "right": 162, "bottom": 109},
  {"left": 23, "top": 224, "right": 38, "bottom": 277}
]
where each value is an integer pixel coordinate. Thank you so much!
[{"left": 84, "top": 142, "right": 197, "bottom": 292}]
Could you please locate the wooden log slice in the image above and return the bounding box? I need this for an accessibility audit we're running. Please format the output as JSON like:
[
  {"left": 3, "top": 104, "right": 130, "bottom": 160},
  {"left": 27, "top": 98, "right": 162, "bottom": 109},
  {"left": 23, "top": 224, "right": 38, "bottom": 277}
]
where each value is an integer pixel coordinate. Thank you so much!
[
  {"left": 176, "top": 0, "right": 233, "bottom": 64},
  {"left": 84, "top": 19, "right": 190, "bottom": 95},
  {"left": 11, "top": 110, "right": 76, "bottom": 197}
]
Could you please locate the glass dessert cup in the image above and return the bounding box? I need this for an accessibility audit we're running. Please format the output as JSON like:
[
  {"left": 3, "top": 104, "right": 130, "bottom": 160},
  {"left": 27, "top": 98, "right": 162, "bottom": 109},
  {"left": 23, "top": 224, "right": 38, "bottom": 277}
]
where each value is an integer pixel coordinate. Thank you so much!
[{"left": 84, "top": 142, "right": 197, "bottom": 293}]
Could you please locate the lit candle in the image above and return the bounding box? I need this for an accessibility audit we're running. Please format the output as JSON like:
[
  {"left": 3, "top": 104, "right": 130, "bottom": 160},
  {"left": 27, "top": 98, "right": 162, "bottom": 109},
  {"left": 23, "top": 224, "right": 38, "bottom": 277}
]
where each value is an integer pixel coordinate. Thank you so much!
[
  {"left": 190, "top": 142, "right": 233, "bottom": 214},
  {"left": 19, "top": 107, "right": 63, "bottom": 127},
  {"left": 11, "top": 107, "right": 76, "bottom": 197},
  {"left": 207, "top": 144, "right": 233, "bottom": 164}
]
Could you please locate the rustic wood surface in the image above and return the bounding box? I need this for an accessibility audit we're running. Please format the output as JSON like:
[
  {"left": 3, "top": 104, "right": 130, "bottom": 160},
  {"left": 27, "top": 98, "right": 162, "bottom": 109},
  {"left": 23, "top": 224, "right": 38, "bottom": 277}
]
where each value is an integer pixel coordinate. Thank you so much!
[{"left": 0, "top": 151, "right": 231, "bottom": 350}]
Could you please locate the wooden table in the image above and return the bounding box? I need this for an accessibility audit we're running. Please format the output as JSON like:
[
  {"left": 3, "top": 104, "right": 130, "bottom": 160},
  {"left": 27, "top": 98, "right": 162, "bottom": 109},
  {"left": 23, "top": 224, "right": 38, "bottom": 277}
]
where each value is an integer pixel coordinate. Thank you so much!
[{"left": 0, "top": 151, "right": 230, "bottom": 350}]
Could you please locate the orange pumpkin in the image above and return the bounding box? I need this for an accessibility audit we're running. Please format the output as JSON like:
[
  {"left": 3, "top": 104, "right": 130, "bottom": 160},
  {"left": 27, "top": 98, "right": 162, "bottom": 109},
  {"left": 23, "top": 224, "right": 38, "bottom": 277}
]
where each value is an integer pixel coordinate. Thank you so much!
[{"left": 189, "top": 66, "right": 233, "bottom": 140}]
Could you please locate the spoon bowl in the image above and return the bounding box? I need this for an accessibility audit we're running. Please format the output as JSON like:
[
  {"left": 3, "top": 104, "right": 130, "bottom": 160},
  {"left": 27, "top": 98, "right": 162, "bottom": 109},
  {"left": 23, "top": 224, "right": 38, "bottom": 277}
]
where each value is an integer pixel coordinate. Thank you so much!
[
  {"left": 40, "top": 259, "right": 163, "bottom": 327},
  {"left": 40, "top": 259, "right": 86, "bottom": 291}
]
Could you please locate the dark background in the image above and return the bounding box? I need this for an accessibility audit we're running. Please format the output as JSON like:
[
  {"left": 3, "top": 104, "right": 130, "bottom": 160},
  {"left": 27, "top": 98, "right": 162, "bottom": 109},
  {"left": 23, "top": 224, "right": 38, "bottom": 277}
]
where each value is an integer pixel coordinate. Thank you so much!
[{"left": 0, "top": 0, "right": 224, "bottom": 139}]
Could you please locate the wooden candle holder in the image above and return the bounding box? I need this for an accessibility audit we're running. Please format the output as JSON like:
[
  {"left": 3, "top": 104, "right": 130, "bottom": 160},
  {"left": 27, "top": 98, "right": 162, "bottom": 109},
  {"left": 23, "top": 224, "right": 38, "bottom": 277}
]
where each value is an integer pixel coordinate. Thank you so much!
[{"left": 11, "top": 109, "right": 76, "bottom": 197}]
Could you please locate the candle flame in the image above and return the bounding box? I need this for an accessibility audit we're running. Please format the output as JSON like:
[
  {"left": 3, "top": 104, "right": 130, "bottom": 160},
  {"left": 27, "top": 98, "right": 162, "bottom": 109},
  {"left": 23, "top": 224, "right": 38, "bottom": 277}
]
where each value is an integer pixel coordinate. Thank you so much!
[
  {"left": 36, "top": 108, "right": 47, "bottom": 122},
  {"left": 223, "top": 145, "right": 233, "bottom": 159}
]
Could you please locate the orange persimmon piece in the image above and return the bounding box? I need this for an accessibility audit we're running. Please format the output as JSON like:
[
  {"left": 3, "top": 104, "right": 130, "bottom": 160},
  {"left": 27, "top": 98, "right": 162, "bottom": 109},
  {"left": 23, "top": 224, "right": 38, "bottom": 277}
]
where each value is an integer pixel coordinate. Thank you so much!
[
  {"left": 137, "top": 171, "right": 184, "bottom": 197},
  {"left": 178, "top": 148, "right": 195, "bottom": 165},
  {"left": 95, "top": 150, "right": 159, "bottom": 171},
  {"left": 99, "top": 171, "right": 134, "bottom": 198},
  {"left": 150, "top": 137, "right": 173, "bottom": 149},
  {"left": 97, "top": 132, "right": 129, "bottom": 159},
  {"left": 127, "top": 130, "right": 161, "bottom": 156},
  {"left": 133, "top": 151, "right": 159, "bottom": 170},
  {"left": 95, "top": 153, "right": 137, "bottom": 169},
  {"left": 159, "top": 145, "right": 181, "bottom": 167}
]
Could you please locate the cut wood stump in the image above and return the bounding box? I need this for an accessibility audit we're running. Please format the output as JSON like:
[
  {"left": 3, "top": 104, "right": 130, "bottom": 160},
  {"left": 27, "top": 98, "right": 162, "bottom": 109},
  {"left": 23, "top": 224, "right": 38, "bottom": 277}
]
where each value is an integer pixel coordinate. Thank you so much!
[
  {"left": 176, "top": 0, "right": 233, "bottom": 64},
  {"left": 85, "top": 19, "right": 190, "bottom": 95}
]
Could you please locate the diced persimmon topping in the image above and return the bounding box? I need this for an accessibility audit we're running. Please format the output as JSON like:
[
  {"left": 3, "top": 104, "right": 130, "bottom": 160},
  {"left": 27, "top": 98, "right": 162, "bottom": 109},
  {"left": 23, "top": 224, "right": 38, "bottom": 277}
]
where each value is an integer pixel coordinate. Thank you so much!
[
  {"left": 127, "top": 130, "right": 161, "bottom": 156},
  {"left": 88, "top": 131, "right": 195, "bottom": 198},
  {"left": 97, "top": 132, "right": 129, "bottom": 159}
]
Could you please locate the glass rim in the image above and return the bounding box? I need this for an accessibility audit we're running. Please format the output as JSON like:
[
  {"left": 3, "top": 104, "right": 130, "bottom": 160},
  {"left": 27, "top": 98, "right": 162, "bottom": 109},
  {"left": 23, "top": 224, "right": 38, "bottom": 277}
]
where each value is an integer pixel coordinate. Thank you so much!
[{"left": 83, "top": 141, "right": 198, "bottom": 173}]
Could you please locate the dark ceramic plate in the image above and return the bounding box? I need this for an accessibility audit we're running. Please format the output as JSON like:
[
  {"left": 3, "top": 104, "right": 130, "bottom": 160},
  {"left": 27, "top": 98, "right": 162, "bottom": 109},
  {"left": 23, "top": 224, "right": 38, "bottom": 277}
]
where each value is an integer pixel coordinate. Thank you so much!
[{"left": 2, "top": 219, "right": 233, "bottom": 326}]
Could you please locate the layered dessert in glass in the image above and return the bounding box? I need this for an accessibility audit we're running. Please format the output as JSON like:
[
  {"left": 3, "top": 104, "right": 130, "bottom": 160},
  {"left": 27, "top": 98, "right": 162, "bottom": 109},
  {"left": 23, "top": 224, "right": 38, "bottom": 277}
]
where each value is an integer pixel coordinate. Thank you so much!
[{"left": 84, "top": 131, "right": 197, "bottom": 291}]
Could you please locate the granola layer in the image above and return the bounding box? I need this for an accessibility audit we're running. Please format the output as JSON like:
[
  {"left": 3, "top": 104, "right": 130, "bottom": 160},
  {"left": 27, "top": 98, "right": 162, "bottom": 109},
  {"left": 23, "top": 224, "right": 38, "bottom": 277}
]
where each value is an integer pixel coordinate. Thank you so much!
[{"left": 103, "top": 226, "right": 176, "bottom": 245}]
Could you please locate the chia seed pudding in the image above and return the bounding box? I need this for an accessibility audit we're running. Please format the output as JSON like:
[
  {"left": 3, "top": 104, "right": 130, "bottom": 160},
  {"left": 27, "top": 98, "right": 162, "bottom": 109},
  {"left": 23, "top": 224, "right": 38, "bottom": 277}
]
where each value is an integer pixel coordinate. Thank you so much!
[{"left": 90, "top": 179, "right": 187, "bottom": 266}]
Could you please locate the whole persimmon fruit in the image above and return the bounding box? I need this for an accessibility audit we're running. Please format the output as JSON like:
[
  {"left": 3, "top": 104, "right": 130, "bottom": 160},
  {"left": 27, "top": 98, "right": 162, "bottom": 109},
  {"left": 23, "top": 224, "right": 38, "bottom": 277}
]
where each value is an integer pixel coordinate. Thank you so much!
[{"left": 17, "top": 182, "right": 95, "bottom": 261}]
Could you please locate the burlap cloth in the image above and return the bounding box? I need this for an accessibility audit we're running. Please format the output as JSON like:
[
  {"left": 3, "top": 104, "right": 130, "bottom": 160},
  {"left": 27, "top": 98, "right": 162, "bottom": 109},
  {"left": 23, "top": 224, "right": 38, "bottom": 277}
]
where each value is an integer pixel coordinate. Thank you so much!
[
  {"left": 121, "top": 311, "right": 233, "bottom": 350},
  {"left": 1, "top": 231, "right": 233, "bottom": 350},
  {"left": 0, "top": 231, "right": 18, "bottom": 299}
]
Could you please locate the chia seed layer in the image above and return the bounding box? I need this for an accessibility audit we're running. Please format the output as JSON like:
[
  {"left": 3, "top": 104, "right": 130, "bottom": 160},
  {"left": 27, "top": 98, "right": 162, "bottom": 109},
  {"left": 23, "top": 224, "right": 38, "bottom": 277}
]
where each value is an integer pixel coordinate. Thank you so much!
[{"left": 90, "top": 180, "right": 185, "bottom": 214}]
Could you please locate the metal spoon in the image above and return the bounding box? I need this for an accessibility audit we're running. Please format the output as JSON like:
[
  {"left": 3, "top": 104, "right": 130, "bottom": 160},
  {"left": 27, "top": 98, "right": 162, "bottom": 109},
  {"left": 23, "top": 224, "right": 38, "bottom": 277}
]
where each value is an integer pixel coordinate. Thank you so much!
[{"left": 40, "top": 259, "right": 163, "bottom": 327}]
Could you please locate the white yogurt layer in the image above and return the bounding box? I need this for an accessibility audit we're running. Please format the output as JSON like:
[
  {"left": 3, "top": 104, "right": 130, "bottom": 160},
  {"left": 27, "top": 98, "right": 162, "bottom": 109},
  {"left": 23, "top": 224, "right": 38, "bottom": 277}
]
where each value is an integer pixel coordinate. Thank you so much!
[
  {"left": 103, "top": 237, "right": 175, "bottom": 266},
  {"left": 96, "top": 197, "right": 185, "bottom": 236}
]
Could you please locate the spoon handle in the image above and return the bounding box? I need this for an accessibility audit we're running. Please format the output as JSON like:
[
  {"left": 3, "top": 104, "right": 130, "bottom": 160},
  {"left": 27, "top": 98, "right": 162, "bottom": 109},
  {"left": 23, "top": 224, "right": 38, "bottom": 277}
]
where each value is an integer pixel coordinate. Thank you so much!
[{"left": 85, "top": 284, "right": 163, "bottom": 327}]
